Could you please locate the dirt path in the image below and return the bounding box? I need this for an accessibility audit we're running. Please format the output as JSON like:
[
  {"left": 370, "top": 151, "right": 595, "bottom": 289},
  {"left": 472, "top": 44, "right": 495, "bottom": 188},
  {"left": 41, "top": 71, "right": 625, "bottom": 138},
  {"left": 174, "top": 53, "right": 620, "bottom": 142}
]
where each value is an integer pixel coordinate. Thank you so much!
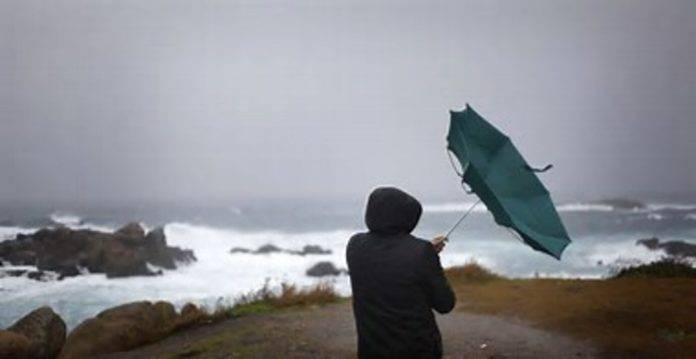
[{"left": 111, "top": 303, "right": 598, "bottom": 358}]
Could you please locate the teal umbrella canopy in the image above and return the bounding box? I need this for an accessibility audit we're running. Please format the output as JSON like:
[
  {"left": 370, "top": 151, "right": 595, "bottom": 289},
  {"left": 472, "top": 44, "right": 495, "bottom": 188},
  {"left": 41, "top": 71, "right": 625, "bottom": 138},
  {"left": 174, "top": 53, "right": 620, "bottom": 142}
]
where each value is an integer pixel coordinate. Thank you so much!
[{"left": 446, "top": 104, "right": 571, "bottom": 259}]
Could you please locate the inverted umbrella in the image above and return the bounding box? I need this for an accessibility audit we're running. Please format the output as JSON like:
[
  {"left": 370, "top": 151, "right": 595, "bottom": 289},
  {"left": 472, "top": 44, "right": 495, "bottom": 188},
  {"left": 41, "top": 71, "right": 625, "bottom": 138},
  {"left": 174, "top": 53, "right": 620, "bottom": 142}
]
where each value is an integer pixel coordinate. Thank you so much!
[{"left": 445, "top": 104, "right": 571, "bottom": 259}]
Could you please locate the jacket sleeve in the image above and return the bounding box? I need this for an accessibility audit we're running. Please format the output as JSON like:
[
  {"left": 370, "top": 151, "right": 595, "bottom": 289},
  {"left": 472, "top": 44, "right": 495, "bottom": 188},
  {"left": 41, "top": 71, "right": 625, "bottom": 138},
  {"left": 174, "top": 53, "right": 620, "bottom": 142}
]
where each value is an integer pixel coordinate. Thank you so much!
[{"left": 420, "top": 244, "right": 456, "bottom": 314}]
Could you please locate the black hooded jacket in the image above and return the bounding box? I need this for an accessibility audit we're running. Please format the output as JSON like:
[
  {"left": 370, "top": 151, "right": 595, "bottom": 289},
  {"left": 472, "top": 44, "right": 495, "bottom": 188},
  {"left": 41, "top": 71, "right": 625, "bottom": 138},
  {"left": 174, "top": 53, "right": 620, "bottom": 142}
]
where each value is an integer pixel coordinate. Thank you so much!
[{"left": 347, "top": 187, "right": 456, "bottom": 359}]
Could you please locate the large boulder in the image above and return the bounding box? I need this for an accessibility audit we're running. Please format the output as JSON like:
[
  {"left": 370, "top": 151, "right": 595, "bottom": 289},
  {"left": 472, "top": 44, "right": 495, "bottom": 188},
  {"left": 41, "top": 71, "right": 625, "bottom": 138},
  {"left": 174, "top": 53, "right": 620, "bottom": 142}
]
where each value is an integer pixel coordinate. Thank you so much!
[
  {"left": 7, "top": 306, "right": 66, "bottom": 359},
  {"left": 59, "top": 301, "right": 177, "bottom": 358},
  {"left": 306, "top": 261, "right": 343, "bottom": 277},
  {"left": 255, "top": 244, "right": 283, "bottom": 254},
  {"left": 176, "top": 303, "right": 207, "bottom": 330},
  {"left": 0, "top": 330, "right": 32, "bottom": 358},
  {"left": 298, "top": 245, "right": 332, "bottom": 255}
]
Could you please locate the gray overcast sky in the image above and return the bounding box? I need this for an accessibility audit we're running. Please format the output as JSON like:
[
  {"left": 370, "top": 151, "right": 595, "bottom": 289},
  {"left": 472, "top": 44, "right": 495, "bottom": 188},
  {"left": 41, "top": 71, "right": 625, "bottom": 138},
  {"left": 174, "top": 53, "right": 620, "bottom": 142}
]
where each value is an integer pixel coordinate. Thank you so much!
[{"left": 1, "top": 0, "right": 695, "bottom": 204}]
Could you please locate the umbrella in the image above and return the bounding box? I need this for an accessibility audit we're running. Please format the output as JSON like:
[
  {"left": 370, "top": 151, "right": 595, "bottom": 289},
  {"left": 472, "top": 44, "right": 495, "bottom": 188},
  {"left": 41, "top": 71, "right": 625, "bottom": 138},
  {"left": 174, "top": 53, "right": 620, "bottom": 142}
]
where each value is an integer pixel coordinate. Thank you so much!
[{"left": 445, "top": 104, "right": 571, "bottom": 259}]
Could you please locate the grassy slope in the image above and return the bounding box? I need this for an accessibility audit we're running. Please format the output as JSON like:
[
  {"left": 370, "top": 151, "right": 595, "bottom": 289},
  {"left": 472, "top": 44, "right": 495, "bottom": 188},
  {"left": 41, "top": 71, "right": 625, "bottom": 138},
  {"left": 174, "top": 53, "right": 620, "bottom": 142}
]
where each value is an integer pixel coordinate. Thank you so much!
[
  {"left": 132, "top": 263, "right": 696, "bottom": 358},
  {"left": 446, "top": 264, "right": 696, "bottom": 358}
]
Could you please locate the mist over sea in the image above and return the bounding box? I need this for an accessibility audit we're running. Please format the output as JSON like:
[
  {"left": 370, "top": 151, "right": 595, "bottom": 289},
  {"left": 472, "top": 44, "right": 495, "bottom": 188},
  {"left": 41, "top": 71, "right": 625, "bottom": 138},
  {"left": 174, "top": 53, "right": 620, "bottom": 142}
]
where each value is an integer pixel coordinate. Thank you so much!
[{"left": 2, "top": 197, "right": 696, "bottom": 329}]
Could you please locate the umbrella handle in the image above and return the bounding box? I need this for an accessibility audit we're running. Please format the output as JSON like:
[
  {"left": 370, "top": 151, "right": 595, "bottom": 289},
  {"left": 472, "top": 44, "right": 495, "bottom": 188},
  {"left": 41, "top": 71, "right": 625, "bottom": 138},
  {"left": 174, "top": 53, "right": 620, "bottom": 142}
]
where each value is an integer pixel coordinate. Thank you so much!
[{"left": 444, "top": 199, "right": 481, "bottom": 239}]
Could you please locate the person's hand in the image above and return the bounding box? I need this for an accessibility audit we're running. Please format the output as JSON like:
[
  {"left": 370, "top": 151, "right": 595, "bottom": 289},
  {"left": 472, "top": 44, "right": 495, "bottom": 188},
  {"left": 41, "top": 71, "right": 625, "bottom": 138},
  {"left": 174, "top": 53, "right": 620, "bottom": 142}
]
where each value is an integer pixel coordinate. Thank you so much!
[{"left": 431, "top": 235, "right": 447, "bottom": 254}]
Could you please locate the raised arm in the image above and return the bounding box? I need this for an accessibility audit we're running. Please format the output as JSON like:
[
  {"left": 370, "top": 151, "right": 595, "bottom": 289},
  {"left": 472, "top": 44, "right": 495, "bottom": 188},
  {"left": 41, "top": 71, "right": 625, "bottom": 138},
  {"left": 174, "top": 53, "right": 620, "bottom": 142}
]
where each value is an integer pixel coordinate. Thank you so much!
[{"left": 420, "top": 241, "right": 456, "bottom": 314}]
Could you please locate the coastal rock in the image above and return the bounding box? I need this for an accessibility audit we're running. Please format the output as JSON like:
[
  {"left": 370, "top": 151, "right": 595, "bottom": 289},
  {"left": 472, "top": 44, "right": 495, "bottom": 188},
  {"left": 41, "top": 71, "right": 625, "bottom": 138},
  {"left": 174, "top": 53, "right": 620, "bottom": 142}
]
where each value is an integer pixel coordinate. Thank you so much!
[
  {"left": 0, "top": 269, "right": 55, "bottom": 281},
  {"left": 306, "top": 261, "right": 344, "bottom": 277},
  {"left": 230, "top": 247, "right": 252, "bottom": 254},
  {"left": 177, "top": 303, "right": 207, "bottom": 329},
  {"left": 229, "top": 244, "right": 333, "bottom": 256},
  {"left": 297, "top": 245, "right": 332, "bottom": 255},
  {"left": 143, "top": 227, "right": 175, "bottom": 269},
  {"left": 114, "top": 222, "right": 146, "bottom": 239},
  {"left": 59, "top": 301, "right": 177, "bottom": 358},
  {"left": 103, "top": 248, "right": 154, "bottom": 278},
  {"left": 255, "top": 244, "right": 283, "bottom": 254},
  {"left": 0, "top": 330, "right": 32, "bottom": 358},
  {"left": 0, "top": 223, "right": 196, "bottom": 280},
  {"left": 8, "top": 306, "right": 66, "bottom": 359}
]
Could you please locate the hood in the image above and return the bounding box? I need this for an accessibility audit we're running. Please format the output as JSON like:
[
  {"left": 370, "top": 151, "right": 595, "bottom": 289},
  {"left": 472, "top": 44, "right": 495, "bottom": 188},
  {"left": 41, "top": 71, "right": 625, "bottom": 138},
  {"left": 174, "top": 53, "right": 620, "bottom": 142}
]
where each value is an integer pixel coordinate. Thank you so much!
[{"left": 365, "top": 187, "right": 422, "bottom": 235}]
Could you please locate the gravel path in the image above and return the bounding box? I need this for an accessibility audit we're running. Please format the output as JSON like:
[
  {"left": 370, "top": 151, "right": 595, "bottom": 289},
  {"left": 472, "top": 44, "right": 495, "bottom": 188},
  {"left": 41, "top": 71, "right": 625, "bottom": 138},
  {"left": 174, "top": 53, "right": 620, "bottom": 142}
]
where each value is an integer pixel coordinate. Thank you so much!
[{"left": 112, "top": 303, "right": 598, "bottom": 358}]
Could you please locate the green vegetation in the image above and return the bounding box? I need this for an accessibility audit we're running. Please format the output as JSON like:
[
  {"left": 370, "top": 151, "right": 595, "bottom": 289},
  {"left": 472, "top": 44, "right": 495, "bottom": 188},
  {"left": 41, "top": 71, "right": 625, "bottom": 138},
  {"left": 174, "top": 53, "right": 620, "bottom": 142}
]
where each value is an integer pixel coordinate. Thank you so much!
[
  {"left": 613, "top": 258, "right": 696, "bottom": 278},
  {"left": 229, "top": 281, "right": 342, "bottom": 317}
]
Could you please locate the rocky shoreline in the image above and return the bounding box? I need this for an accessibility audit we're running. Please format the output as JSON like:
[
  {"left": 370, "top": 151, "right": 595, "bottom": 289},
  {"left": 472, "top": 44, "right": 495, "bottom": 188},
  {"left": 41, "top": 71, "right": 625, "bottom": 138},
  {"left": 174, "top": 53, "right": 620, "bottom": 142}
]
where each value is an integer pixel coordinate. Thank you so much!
[
  {"left": 0, "top": 300, "right": 211, "bottom": 358},
  {"left": 0, "top": 222, "right": 196, "bottom": 279}
]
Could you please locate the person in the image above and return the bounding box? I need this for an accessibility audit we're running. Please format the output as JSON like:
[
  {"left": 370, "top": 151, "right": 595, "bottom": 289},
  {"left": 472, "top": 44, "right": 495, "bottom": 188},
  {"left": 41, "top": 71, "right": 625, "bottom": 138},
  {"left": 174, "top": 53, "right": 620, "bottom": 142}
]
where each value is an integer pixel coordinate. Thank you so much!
[{"left": 346, "top": 186, "right": 456, "bottom": 359}]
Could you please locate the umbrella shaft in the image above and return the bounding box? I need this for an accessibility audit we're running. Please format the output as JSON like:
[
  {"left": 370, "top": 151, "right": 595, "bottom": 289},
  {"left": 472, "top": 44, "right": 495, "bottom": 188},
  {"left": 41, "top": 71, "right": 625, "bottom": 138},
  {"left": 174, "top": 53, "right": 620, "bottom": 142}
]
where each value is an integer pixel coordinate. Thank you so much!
[{"left": 445, "top": 200, "right": 481, "bottom": 238}]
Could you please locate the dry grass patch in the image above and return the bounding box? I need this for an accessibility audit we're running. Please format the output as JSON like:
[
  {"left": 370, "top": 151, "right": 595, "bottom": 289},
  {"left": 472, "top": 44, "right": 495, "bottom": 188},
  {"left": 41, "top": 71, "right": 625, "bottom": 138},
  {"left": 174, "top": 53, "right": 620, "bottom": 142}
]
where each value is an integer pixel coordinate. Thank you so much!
[
  {"left": 445, "top": 261, "right": 502, "bottom": 283},
  {"left": 230, "top": 281, "right": 342, "bottom": 317},
  {"left": 452, "top": 274, "right": 696, "bottom": 357}
]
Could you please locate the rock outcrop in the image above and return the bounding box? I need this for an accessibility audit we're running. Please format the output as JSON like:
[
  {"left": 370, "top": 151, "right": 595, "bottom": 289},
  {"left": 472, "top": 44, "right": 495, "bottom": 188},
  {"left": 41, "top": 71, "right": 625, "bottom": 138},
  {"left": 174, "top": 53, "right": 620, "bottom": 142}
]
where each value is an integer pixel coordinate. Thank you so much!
[
  {"left": 0, "top": 330, "right": 32, "bottom": 358},
  {"left": 0, "top": 269, "right": 56, "bottom": 281},
  {"left": 0, "top": 301, "right": 212, "bottom": 359},
  {"left": 306, "top": 261, "right": 346, "bottom": 277},
  {"left": 0, "top": 223, "right": 196, "bottom": 279},
  {"left": 0, "top": 307, "right": 66, "bottom": 359},
  {"left": 8, "top": 307, "right": 66, "bottom": 359},
  {"left": 59, "top": 300, "right": 206, "bottom": 358},
  {"left": 230, "top": 244, "right": 333, "bottom": 256}
]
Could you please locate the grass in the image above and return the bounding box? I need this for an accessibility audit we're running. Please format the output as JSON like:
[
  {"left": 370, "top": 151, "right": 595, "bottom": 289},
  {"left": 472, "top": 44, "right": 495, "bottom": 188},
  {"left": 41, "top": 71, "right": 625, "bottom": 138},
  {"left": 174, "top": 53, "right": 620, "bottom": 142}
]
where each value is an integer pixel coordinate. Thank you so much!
[
  {"left": 163, "top": 281, "right": 343, "bottom": 358},
  {"left": 448, "top": 261, "right": 696, "bottom": 357},
  {"left": 228, "top": 281, "right": 342, "bottom": 317}
]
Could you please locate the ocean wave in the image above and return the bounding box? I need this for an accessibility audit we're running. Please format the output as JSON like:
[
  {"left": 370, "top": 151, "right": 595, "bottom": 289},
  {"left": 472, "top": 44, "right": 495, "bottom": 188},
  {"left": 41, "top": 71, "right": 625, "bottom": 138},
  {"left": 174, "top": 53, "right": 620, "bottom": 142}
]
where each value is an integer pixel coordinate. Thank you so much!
[
  {"left": 48, "top": 212, "right": 114, "bottom": 233},
  {"left": 422, "top": 202, "right": 489, "bottom": 213},
  {"left": 646, "top": 213, "right": 664, "bottom": 221},
  {"left": 425, "top": 201, "right": 617, "bottom": 213},
  {"left": 0, "top": 226, "right": 38, "bottom": 242},
  {"left": 646, "top": 204, "right": 696, "bottom": 211},
  {"left": 555, "top": 203, "right": 614, "bottom": 212},
  {"left": 49, "top": 212, "right": 83, "bottom": 226}
]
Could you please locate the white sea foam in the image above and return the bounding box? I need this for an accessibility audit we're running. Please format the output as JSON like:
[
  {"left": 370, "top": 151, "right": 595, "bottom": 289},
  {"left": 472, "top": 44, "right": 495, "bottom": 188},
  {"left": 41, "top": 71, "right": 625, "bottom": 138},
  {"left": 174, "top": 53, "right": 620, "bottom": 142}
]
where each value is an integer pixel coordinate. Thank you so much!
[
  {"left": 48, "top": 212, "right": 114, "bottom": 232},
  {"left": 646, "top": 203, "right": 696, "bottom": 211},
  {"left": 49, "top": 212, "right": 83, "bottom": 226},
  {"left": 425, "top": 201, "right": 619, "bottom": 213},
  {"left": 686, "top": 213, "right": 696, "bottom": 221},
  {"left": 555, "top": 203, "right": 614, "bottom": 212},
  {"left": 0, "top": 226, "right": 37, "bottom": 242},
  {"left": 647, "top": 213, "right": 664, "bottom": 221},
  {"left": 422, "top": 202, "right": 489, "bottom": 213}
]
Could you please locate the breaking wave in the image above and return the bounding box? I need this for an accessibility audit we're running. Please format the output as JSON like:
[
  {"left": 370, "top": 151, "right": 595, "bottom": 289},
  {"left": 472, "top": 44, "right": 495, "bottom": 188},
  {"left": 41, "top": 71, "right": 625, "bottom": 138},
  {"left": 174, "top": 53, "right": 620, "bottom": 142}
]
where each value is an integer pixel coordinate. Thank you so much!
[
  {"left": 422, "top": 202, "right": 489, "bottom": 213},
  {"left": 555, "top": 203, "right": 614, "bottom": 212}
]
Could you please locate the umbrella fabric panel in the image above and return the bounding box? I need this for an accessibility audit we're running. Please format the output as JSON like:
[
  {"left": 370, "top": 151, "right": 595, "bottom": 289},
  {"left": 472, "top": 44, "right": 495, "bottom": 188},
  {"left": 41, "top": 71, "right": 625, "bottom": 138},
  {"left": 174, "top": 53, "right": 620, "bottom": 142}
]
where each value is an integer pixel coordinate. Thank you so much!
[{"left": 446, "top": 104, "right": 571, "bottom": 259}]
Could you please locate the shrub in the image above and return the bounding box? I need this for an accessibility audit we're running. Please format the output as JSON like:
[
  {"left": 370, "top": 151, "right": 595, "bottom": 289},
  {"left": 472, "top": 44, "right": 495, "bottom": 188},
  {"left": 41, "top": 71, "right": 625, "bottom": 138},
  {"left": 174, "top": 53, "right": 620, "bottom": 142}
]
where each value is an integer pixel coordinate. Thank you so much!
[
  {"left": 613, "top": 258, "right": 696, "bottom": 278},
  {"left": 444, "top": 261, "right": 502, "bottom": 283}
]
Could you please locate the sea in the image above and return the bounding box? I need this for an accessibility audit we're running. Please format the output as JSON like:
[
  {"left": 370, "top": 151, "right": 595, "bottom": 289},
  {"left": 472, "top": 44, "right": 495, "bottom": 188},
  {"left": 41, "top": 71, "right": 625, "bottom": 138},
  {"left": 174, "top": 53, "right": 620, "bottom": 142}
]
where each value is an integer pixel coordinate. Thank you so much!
[{"left": 1, "top": 197, "right": 696, "bottom": 329}]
